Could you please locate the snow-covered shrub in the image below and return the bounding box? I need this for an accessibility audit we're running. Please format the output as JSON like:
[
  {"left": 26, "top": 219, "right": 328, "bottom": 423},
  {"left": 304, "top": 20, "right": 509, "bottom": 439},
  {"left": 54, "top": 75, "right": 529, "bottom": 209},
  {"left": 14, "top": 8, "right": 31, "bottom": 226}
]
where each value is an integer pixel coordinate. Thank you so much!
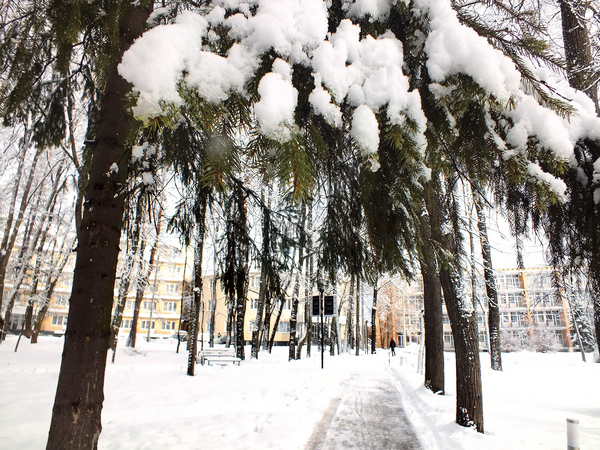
[{"left": 526, "top": 327, "right": 562, "bottom": 353}]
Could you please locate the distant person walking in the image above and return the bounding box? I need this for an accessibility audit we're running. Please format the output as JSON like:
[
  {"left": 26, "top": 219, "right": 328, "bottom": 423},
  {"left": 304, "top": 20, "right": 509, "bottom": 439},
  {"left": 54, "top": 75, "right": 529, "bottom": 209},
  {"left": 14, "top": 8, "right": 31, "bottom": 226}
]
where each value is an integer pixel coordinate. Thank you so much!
[{"left": 390, "top": 338, "right": 396, "bottom": 356}]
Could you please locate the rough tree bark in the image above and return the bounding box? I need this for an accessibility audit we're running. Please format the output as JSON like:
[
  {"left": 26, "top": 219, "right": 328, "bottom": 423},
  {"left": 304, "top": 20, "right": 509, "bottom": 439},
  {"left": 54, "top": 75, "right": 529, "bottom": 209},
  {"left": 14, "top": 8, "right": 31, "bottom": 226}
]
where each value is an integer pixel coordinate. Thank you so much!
[
  {"left": 371, "top": 283, "right": 377, "bottom": 354},
  {"left": 46, "top": 3, "right": 153, "bottom": 448},
  {"left": 559, "top": 0, "right": 598, "bottom": 113},
  {"left": 419, "top": 199, "right": 445, "bottom": 394},
  {"left": 473, "top": 187, "right": 502, "bottom": 371},
  {"left": 355, "top": 277, "right": 361, "bottom": 356},
  {"left": 187, "top": 193, "right": 208, "bottom": 375},
  {"left": 425, "top": 177, "right": 484, "bottom": 433}
]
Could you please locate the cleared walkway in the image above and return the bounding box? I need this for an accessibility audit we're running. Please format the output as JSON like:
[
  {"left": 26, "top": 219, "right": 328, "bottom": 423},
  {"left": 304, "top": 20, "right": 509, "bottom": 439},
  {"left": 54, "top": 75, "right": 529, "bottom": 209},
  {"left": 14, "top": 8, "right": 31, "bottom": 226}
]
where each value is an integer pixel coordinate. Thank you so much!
[{"left": 305, "top": 362, "right": 422, "bottom": 450}]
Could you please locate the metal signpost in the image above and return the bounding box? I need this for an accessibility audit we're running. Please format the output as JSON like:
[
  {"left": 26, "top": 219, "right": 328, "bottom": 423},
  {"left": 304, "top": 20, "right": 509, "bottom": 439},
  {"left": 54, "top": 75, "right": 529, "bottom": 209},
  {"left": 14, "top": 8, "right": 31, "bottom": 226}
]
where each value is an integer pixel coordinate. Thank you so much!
[{"left": 312, "top": 292, "right": 335, "bottom": 369}]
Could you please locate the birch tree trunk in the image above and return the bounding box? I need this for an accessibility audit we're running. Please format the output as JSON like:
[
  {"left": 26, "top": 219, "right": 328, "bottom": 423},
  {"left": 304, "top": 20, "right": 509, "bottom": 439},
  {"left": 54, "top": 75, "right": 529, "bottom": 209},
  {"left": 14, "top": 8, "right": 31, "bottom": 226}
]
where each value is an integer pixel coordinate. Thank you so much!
[
  {"left": 110, "top": 198, "right": 144, "bottom": 359},
  {"left": 187, "top": 194, "right": 208, "bottom": 375},
  {"left": 0, "top": 143, "right": 42, "bottom": 328}
]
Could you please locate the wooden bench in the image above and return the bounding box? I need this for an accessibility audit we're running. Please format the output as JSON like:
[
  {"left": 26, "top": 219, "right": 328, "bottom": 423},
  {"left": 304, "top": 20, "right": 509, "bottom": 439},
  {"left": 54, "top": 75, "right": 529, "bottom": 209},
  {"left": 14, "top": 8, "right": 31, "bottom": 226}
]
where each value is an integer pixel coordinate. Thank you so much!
[{"left": 198, "top": 347, "right": 241, "bottom": 366}]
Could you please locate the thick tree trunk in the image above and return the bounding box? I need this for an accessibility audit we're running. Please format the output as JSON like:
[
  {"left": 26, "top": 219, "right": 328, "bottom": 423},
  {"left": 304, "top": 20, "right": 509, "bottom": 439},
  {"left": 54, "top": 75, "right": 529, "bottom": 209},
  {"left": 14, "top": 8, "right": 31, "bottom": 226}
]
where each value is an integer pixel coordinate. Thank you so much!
[
  {"left": 473, "top": 188, "right": 502, "bottom": 371},
  {"left": 439, "top": 266, "right": 484, "bottom": 432},
  {"left": 419, "top": 201, "right": 445, "bottom": 394},
  {"left": 425, "top": 177, "right": 484, "bottom": 433},
  {"left": 46, "top": 3, "right": 152, "bottom": 448},
  {"left": 559, "top": 0, "right": 598, "bottom": 113}
]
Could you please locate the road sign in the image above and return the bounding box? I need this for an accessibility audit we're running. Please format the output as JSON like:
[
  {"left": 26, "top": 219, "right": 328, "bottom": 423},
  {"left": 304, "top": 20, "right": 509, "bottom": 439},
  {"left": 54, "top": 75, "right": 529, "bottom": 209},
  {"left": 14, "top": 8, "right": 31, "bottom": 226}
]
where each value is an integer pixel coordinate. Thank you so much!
[
  {"left": 324, "top": 295, "right": 334, "bottom": 316},
  {"left": 312, "top": 295, "right": 320, "bottom": 316}
]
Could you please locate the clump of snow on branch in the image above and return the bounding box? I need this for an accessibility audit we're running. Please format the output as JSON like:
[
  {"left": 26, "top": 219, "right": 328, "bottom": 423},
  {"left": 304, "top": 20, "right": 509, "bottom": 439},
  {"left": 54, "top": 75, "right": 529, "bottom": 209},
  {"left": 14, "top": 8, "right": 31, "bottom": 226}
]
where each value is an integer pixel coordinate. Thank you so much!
[
  {"left": 311, "top": 20, "right": 426, "bottom": 150},
  {"left": 527, "top": 163, "right": 567, "bottom": 201},
  {"left": 351, "top": 105, "right": 381, "bottom": 171},
  {"left": 254, "top": 59, "right": 298, "bottom": 141},
  {"left": 131, "top": 143, "right": 148, "bottom": 162},
  {"left": 142, "top": 172, "right": 155, "bottom": 186},
  {"left": 119, "top": 0, "right": 600, "bottom": 180},
  {"left": 505, "top": 95, "right": 574, "bottom": 161},
  {"left": 309, "top": 74, "right": 343, "bottom": 128},
  {"left": 593, "top": 158, "right": 600, "bottom": 204},
  {"left": 119, "top": 12, "right": 210, "bottom": 118},
  {"left": 414, "top": 0, "right": 521, "bottom": 102},
  {"left": 347, "top": 0, "right": 392, "bottom": 20},
  {"left": 120, "top": 1, "right": 426, "bottom": 158}
]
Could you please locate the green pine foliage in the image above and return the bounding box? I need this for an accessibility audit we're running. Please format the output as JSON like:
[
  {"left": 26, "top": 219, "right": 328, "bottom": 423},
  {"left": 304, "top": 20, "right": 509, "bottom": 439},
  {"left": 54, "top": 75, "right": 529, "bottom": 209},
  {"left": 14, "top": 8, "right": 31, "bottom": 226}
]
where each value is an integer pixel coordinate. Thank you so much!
[{"left": 568, "top": 294, "right": 596, "bottom": 352}]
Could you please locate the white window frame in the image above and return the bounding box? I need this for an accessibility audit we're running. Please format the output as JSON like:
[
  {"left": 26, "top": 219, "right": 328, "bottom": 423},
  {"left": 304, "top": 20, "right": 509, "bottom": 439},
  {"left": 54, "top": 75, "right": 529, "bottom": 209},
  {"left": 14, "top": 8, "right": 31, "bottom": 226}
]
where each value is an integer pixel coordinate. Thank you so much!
[{"left": 165, "top": 283, "right": 178, "bottom": 295}]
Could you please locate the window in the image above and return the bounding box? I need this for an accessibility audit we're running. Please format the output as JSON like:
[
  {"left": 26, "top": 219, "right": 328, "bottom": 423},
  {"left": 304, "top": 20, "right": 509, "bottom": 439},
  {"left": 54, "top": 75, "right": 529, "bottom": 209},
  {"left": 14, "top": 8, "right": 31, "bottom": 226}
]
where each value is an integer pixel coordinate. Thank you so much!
[
  {"left": 283, "top": 299, "right": 291, "bottom": 310},
  {"left": 52, "top": 315, "right": 66, "bottom": 326},
  {"left": 59, "top": 273, "right": 73, "bottom": 286},
  {"left": 122, "top": 319, "right": 132, "bottom": 329},
  {"left": 165, "top": 283, "right": 178, "bottom": 295},
  {"left": 54, "top": 295, "right": 69, "bottom": 306},
  {"left": 140, "top": 320, "right": 155, "bottom": 330},
  {"left": 167, "top": 264, "right": 182, "bottom": 275},
  {"left": 501, "top": 312, "right": 510, "bottom": 323},
  {"left": 444, "top": 332, "right": 454, "bottom": 345},
  {"left": 504, "top": 293, "right": 521, "bottom": 307},
  {"left": 505, "top": 274, "right": 520, "bottom": 288},
  {"left": 532, "top": 311, "right": 545, "bottom": 325},
  {"left": 554, "top": 330, "right": 564, "bottom": 345},
  {"left": 510, "top": 312, "right": 519, "bottom": 324},
  {"left": 547, "top": 311, "right": 561, "bottom": 326},
  {"left": 142, "top": 301, "right": 156, "bottom": 311},
  {"left": 163, "top": 301, "right": 177, "bottom": 312},
  {"left": 249, "top": 298, "right": 258, "bottom": 309},
  {"left": 162, "top": 321, "right": 176, "bottom": 331},
  {"left": 478, "top": 331, "right": 486, "bottom": 343},
  {"left": 443, "top": 314, "right": 450, "bottom": 324},
  {"left": 248, "top": 322, "right": 258, "bottom": 332},
  {"left": 276, "top": 321, "right": 290, "bottom": 333},
  {"left": 126, "top": 300, "right": 134, "bottom": 310}
]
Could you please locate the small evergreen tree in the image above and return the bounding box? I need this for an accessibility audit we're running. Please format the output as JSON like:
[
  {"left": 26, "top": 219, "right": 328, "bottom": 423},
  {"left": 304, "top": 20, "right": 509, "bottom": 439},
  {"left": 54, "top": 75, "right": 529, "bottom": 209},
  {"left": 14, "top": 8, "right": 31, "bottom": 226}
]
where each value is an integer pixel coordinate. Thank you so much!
[{"left": 568, "top": 295, "right": 596, "bottom": 352}]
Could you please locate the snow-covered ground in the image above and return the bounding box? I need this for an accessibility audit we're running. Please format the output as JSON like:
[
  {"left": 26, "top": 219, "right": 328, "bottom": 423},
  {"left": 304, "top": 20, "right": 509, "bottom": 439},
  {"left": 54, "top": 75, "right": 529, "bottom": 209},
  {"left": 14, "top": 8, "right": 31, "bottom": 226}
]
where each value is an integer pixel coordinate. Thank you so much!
[{"left": 0, "top": 334, "right": 598, "bottom": 449}]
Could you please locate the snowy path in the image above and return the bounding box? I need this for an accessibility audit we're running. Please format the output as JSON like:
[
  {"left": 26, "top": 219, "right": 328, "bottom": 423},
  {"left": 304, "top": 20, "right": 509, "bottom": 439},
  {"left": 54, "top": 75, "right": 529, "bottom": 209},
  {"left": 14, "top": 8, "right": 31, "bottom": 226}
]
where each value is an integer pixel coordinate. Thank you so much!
[{"left": 305, "top": 357, "right": 422, "bottom": 449}]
